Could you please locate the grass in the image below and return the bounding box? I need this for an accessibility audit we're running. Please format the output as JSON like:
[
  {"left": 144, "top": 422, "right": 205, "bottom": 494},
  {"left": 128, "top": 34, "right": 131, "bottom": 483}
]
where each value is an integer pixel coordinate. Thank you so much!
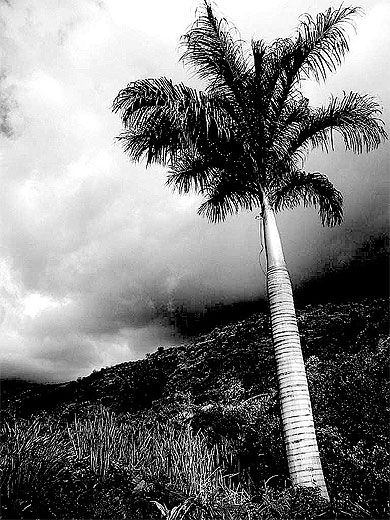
[
  {"left": 0, "top": 417, "right": 70, "bottom": 518},
  {"left": 0, "top": 408, "right": 254, "bottom": 519},
  {"left": 0, "top": 407, "right": 331, "bottom": 519}
]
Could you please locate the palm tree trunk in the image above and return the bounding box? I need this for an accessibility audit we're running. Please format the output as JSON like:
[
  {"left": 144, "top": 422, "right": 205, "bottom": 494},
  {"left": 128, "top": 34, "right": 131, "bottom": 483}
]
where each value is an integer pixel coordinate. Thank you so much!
[{"left": 262, "top": 196, "right": 329, "bottom": 501}]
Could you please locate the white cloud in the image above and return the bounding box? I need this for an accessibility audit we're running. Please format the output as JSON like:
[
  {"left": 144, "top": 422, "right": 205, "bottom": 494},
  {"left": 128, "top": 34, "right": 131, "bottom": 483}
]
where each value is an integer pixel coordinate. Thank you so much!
[
  {"left": 28, "top": 71, "right": 66, "bottom": 106},
  {"left": 23, "top": 293, "right": 71, "bottom": 319}
]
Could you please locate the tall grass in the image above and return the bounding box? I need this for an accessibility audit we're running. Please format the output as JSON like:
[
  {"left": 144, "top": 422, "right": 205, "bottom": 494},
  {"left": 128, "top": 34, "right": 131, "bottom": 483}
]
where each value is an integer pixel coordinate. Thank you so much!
[
  {"left": 2, "top": 407, "right": 368, "bottom": 519},
  {"left": 66, "top": 408, "right": 223, "bottom": 487},
  {"left": 0, "top": 417, "right": 70, "bottom": 518},
  {"left": 67, "top": 407, "right": 125, "bottom": 479},
  {"left": 1, "top": 407, "right": 261, "bottom": 519},
  {"left": 66, "top": 409, "right": 253, "bottom": 517}
]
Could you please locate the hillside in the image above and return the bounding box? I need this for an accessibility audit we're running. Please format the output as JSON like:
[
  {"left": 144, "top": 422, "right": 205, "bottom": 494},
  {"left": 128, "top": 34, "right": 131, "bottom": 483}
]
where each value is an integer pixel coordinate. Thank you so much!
[
  {"left": 2, "top": 298, "right": 388, "bottom": 421},
  {"left": 1, "top": 298, "right": 389, "bottom": 519}
]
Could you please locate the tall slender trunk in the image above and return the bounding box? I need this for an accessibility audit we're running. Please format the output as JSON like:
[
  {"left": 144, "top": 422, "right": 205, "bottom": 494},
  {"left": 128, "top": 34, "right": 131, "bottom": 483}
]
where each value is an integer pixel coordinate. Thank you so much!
[{"left": 262, "top": 196, "right": 329, "bottom": 501}]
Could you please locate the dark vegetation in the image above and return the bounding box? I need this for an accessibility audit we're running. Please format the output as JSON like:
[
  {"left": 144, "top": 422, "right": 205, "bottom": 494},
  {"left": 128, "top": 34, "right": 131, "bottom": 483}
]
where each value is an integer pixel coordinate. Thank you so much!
[{"left": 1, "top": 298, "right": 389, "bottom": 519}]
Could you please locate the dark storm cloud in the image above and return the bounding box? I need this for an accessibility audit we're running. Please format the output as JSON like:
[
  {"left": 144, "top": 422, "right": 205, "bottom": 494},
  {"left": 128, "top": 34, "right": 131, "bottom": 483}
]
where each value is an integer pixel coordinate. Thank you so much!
[{"left": 0, "top": 0, "right": 388, "bottom": 381}]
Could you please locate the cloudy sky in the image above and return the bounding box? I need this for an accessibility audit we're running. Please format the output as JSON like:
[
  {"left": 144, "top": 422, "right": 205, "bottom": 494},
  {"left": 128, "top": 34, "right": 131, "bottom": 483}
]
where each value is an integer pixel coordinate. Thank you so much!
[{"left": 0, "top": 0, "right": 388, "bottom": 382}]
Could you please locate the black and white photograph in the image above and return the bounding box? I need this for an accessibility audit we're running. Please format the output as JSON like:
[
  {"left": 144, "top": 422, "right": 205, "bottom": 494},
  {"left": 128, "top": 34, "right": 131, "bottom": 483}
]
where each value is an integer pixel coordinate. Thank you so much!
[{"left": 0, "top": 0, "right": 388, "bottom": 518}]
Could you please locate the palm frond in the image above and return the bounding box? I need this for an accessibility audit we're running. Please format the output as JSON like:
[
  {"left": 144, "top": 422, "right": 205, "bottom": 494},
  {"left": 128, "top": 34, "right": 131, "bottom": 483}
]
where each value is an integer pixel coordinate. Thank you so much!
[
  {"left": 271, "top": 94, "right": 311, "bottom": 161},
  {"left": 166, "top": 151, "right": 214, "bottom": 194},
  {"left": 166, "top": 146, "right": 261, "bottom": 222},
  {"left": 246, "top": 38, "right": 299, "bottom": 165},
  {"left": 197, "top": 171, "right": 262, "bottom": 222},
  {"left": 294, "top": 5, "right": 361, "bottom": 82},
  {"left": 180, "top": 1, "right": 250, "bottom": 100},
  {"left": 249, "top": 6, "right": 360, "bottom": 136},
  {"left": 281, "top": 94, "right": 311, "bottom": 127},
  {"left": 116, "top": 129, "right": 173, "bottom": 165},
  {"left": 270, "top": 170, "right": 343, "bottom": 226},
  {"left": 166, "top": 142, "right": 260, "bottom": 221},
  {"left": 291, "top": 92, "right": 387, "bottom": 157},
  {"left": 113, "top": 77, "right": 233, "bottom": 165},
  {"left": 249, "top": 39, "right": 271, "bottom": 122},
  {"left": 251, "top": 39, "right": 268, "bottom": 84}
]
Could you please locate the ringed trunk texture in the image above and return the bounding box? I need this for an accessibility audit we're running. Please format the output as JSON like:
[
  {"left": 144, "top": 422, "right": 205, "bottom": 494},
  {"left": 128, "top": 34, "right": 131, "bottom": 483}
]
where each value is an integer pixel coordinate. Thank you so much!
[{"left": 262, "top": 199, "right": 329, "bottom": 501}]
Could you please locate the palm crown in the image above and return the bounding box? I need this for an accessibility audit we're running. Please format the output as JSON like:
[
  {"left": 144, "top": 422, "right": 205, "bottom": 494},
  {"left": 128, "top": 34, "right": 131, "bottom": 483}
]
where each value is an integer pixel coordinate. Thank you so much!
[{"left": 113, "top": 1, "right": 386, "bottom": 226}]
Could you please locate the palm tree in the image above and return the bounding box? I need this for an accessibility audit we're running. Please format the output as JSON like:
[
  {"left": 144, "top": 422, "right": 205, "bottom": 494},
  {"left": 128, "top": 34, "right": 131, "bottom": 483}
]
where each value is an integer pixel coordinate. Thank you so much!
[{"left": 112, "top": 2, "right": 386, "bottom": 500}]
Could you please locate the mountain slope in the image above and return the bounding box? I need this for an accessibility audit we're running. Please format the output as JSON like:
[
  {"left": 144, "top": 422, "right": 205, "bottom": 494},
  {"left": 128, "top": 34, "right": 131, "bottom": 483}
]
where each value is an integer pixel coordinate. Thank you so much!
[
  {"left": 1, "top": 298, "right": 389, "bottom": 518},
  {"left": 2, "top": 298, "right": 388, "bottom": 420}
]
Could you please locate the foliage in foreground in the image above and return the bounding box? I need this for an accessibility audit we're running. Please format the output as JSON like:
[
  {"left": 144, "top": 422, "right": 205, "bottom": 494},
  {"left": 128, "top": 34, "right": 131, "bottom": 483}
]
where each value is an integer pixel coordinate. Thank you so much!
[
  {"left": 1, "top": 410, "right": 329, "bottom": 520},
  {"left": 1, "top": 299, "right": 389, "bottom": 519}
]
